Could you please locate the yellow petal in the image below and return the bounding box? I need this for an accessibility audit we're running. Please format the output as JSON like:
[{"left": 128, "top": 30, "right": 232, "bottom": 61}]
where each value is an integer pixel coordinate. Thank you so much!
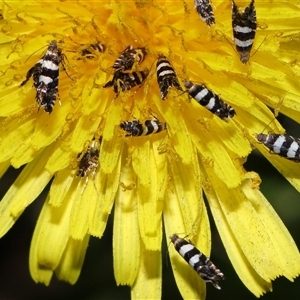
[
  {"left": 29, "top": 200, "right": 54, "bottom": 285},
  {"left": 137, "top": 183, "right": 162, "bottom": 251},
  {"left": 196, "top": 137, "right": 242, "bottom": 188},
  {"left": 49, "top": 168, "right": 75, "bottom": 207},
  {"left": 46, "top": 137, "right": 73, "bottom": 174},
  {"left": 102, "top": 99, "right": 123, "bottom": 141},
  {"left": 164, "top": 170, "right": 208, "bottom": 299},
  {"left": 242, "top": 175, "right": 300, "bottom": 280},
  {"left": 70, "top": 114, "right": 102, "bottom": 154},
  {"left": 10, "top": 139, "right": 42, "bottom": 168},
  {"left": 81, "top": 70, "right": 108, "bottom": 115},
  {"left": 132, "top": 140, "right": 164, "bottom": 250},
  {"left": 152, "top": 139, "right": 168, "bottom": 201},
  {"left": 233, "top": 67, "right": 300, "bottom": 124},
  {"left": 132, "top": 139, "right": 152, "bottom": 187},
  {"left": 100, "top": 135, "right": 123, "bottom": 174},
  {"left": 131, "top": 245, "right": 161, "bottom": 300},
  {"left": 180, "top": 101, "right": 245, "bottom": 188},
  {"left": 113, "top": 162, "right": 140, "bottom": 285},
  {"left": 152, "top": 91, "right": 194, "bottom": 165},
  {"left": 89, "top": 156, "right": 121, "bottom": 237},
  {"left": 0, "top": 116, "right": 35, "bottom": 163},
  {"left": 210, "top": 118, "right": 251, "bottom": 158},
  {"left": 31, "top": 98, "right": 73, "bottom": 150},
  {"left": 69, "top": 180, "right": 90, "bottom": 240},
  {"left": 34, "top": 185, "right": 75, "bottom": 270},
  {"left": 203, "top": 180, "right": 272, "bottom": 297},
  {"left": 0, "top": 85, "right": 31, "bottom": 116},
  {"left": 100, "top": 125, "right": 123, "bottom": 174},
  {"left": 55, "top": 235, "right": 89, "bottom": 284},
  {"left": 168, "top": 158, "right": 203, "bottom": 234},
  {"left": 205, "top": 165, "right": 300, "bottom": 282},
  {"left": 180, "top": 94, "right": 251, "bottom": 157},
  {"left": 259, "top": 2, "right": 299, "bottom": 30},
  {"left": 0, "top": 160, "right": 10, "bottom": 178},
  {"left": 237, "top": 92, "right": 284, "bottom": 137},
  {"left": 0, "top": 147, "right": 53, "bottom": 238}
]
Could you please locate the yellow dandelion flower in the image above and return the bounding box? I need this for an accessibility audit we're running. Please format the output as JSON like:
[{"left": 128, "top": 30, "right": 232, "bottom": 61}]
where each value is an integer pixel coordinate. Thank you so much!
[{"left": 0, "top": 0, "right": 300, "bottom": 299}]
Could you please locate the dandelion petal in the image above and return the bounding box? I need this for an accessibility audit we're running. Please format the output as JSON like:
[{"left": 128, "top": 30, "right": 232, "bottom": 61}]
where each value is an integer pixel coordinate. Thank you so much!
[
  {"left": 46, "top": 139, "right": 72, "bottom": 174},
  {"left": 206, "top": 166, "right": 300, "bottom": 284},
  {"left": 49, "top": 168, "right": 74, "bottom": 207},
  {"left": 89, "top": 160, "right": 121, "bottom": 237},
  {"left": 100, "top": 136, "right": 123, "bottom": 174},
  {"left": 131, "top": 245, "right": 161, "bottom": 300},
  {"left": 102, "top": 101, "right": 123, "bottom": 142},
  {"left": 243, "top": 177, "right": 300, "bottom": 280},
  {"left": 55, "top": 235, "right": 89, "bottom": 284},
  {"left": 0, "top": 0, "right": 299, "bottom": 297},
  {"left": 154, "top": 95, "right": 194, "bottom": 165},
  {"left": 0, "top": 149, "right": 53, "bottom": 238},
  {"left": 0, "top": 160, "right": 10, "bottom": 178},
  {"left": 69, "top": 182, "right": 90, "bottom": 240},
  {"left": 29, "top": 206, "right": 54, "bottom": 285},
  {"left": 0, "top": 117, "right": 35, "bottom": 163},
  {"left": 31, "top": 101, "right": 72, "bottom": 150},
  {"left": 70, "top": 114, "right": 102, "bottom": 154},
  {"left": 137, "top": 183, "right": 163, "bottom": 251},
  {"left": 132, "top": 140, "right": 152, "bottom": 187},
  {"left": 81, "top": 73, "right": 107, "bottom": 115},
  {"left": 168, "top": 158, "right": 203, "bottom": 232},
  {"left": 33, "top": 192, "right": 73, "bottom": 270},
  {"left": 113, "top": 163, "right": 140, "bottom": 285},
  {"left": 204, "top": 182, "right": 272, "bottom": 296},
  {"left": 0, "top": 86, "right": 29, "bottom": 116},
  {"left": 164, "top": 168, "right": 208, "bottom": 300},
  {"left": 11, "top": 138, "right": 44, "bottom": 168}
]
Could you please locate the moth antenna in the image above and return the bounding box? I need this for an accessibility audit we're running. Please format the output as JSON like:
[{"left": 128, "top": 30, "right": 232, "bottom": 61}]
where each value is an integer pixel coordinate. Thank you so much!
[
  {"left": 250, "top": 35, "right": 267, "bottom": 59},
  {"left": 256, "top": 114, "right": 279, "bottom": 137},
  {"left": 24, "top": 43, "right": 48, "bottom": 63}
]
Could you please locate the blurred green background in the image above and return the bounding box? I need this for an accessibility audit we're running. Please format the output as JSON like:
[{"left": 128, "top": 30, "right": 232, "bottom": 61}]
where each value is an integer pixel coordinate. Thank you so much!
[{"left": 0, "top": 114, "right": 299, "bottom": 300}]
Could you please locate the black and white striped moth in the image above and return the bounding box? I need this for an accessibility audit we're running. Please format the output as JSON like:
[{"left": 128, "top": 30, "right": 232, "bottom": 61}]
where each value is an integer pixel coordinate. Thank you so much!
[
  {"left": 113, "top": 45, "right": 147, "bottom": 72},
  {"left": 120, "top": 119, "right": 167, "bottom": 137},
  {"left": 103, "top": 69, "right": 149, "bottom": 93},
  {"left": 232, "top": 0, "right": 257, "bottom": 63},
  {"left": 170, "top": 234, "right": 225, "bottom": 290},
  {"left": 256, "top": 133, "right": 300, "bottom": 162},
  {"left": 81, "top": 43, "right": 106, "bottom": 58},
  {"left": 194, "top": 0, "right": 215, "bottom": 26},
  {"left": 183, "top": 80, "right": 236, "bottom": 120},
  {"left": 20, "top": 40, "right": 66, "bottom": 114},
  {"left": 156, "top": 54, "right": 183, "bottom": 100}
]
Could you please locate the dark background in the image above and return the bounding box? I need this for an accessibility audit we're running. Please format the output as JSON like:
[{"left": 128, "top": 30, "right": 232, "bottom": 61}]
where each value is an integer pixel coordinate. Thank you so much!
[{"left": 0, "top": 114, "right": 299, "bottom": 300}]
